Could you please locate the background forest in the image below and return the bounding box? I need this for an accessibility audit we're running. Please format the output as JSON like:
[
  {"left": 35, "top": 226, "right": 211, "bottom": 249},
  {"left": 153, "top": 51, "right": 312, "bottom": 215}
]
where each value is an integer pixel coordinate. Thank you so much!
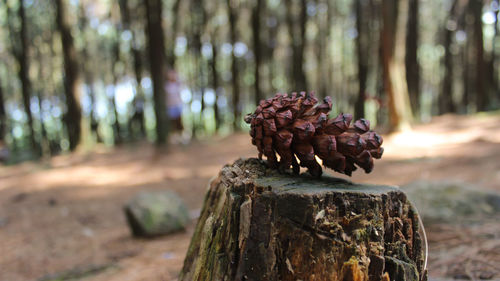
[
  {"left": 1, "top": 0, "right": 499, "bottom": 162},
  {"left": 2, "top": 1, "right": 500, "bottom": 280}
]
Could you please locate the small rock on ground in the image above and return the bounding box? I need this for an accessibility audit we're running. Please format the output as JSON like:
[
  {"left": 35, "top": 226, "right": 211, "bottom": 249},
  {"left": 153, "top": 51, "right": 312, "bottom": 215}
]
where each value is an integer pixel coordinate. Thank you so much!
[{"left": 124, "top": 190, "right": 190, "bottom": 237}]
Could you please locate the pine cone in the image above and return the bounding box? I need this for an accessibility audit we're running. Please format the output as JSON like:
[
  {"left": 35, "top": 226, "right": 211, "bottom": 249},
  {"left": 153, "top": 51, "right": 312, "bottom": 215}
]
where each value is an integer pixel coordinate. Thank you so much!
[{"left": 244, "top": 91, "right": 384, "bottom": 177}]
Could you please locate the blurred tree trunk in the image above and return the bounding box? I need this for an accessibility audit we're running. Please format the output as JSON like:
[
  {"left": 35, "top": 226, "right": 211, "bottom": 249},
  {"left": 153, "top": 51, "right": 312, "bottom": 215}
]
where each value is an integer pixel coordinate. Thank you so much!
[
  {"left": 371, "top": 0, "right": 388, "bottom": 126},
  {"left": 376, "top": 43, "right": 387, "bottom": 126},
  {"left": 211, "top": 39, "right": 221, "bottom": 131},
  {"left": 266, "top": 11, "right": 280, "bottom": 94},
  {"left": 405, "top": 0, "right": 420, "bottom": 118},
  {"left": 34, "top": 44, "right": 51, "bottom": 158},
  {"left": 7, "top": 0, "right": 38, "bottom": 154},
  {"left": 462, "top": 32, "right": 472, "bottom": 112},
  {"left": 191, "top": 0, "right": 207, "bottom": 137},
  {"left": 206, "top": 0, "right": 221, "bottom": 131},
  {"left": 252, "top": 0, "right": 264, "bottom": 105},
  {"left": 227, "top": 0, "right": 241, "bottom": 130},
  {"left": 470, "top": 0, "right": 487, "bottom": 111},
  {"left": 110, "top": 4, "right": 124, "bottom": 144},
  {"left": 47, "top": 34, "right": 65, "bottom": 153},
  {"left": 145, "top": 0, "right": 168, "bottom": 145},
  {"left": 166, "top": 0, "right": 182, "bottom": 67},
  {"left": 314, "top": 0, "right": 330, "bottom": 100},
  {"left": 78, "top": 2, "right": 102, "bottom": 142},
  {"left": 36, "top": 90, "right": 50, "bottom": 157},
  {"left": 285, "top": 0, "right": 308, "bottom": 91},
  {"left": 110, "top": 39, "right": 123, "bottom": 144},
  {"left": 459, "top": 0, "right": 470, "bottom": 113},
  {"left": 0, "top": 77, "right": 6, "bottom": 142},
  {"left": 439, "top": 0, "right": 458, "bottom": 114},
  {"left": 327, "top": 0, "right": 336, "bottom": 102},
  {"left": 18, "top": 0, "right": 38, "bottom": 154},
  {"left": 55, "top": 0, "right": 82, "bottom": 151},
  {"left": 485, "top": 0, "right": 499, "bottom": 105},
  {"left": 119, "top": 0, "right": 146, "bottom": 138},
  {"left": 381, "top": 0, "right": 413, "bottom": 132},
  {"left": 209, "top": 15, "right": 222, "bottom": 131},
  {"left": 355, "top": 0, "right": 369, "bottom": 119}
]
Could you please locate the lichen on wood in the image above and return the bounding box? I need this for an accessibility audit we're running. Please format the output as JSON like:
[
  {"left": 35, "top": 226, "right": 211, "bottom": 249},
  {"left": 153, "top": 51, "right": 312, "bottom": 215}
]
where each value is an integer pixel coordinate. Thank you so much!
[{"left": 180, "top": 158, "right": 426, "bottom": 281}]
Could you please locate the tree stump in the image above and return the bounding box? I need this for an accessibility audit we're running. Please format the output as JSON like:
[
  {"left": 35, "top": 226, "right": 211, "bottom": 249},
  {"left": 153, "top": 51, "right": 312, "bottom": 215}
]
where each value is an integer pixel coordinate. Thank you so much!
[{"left": 180, "top": 158, "right": 427, "bottom": 281}]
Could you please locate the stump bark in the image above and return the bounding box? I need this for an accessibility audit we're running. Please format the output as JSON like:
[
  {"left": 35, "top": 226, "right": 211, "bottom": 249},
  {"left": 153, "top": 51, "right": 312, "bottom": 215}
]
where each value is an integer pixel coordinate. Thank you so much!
[{"left": 180, "top": 158, "right": 427, "bottom": 281}]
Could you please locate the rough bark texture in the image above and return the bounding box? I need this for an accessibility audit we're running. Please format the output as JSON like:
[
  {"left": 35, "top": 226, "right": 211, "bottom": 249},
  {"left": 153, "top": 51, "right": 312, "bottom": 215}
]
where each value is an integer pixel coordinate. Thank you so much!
[{"left": 180, "top": 158, "right": 426, "bottom": 281}]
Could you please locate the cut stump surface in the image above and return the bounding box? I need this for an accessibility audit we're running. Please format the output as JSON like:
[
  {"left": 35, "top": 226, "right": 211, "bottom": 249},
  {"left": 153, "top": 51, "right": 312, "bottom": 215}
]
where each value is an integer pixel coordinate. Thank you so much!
[{"left": 180, "top": 158, "right": 426, "bottom": 281}]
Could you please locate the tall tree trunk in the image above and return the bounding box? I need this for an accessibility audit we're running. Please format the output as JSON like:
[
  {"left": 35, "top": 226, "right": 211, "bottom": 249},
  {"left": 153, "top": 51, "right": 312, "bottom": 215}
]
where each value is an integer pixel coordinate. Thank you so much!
[
  {"left": 9, "top": 0, "right": 38, "bottom": 154},
  {"left": 285, "top": 0, "right": 308, "bottom": 91},
  {"left": 36, "top": 90, "right": 50, "bottom": 158},
  {"left": 373, "top": 0, "right": 388, "bottom": 127},
  {"left": 252, "top": 0, "right": 264, "bottom": 105},
  {"left": 145, "top": 0, "right": 168, "bottom": 144},
  {"left": 34, "top": 43, "right": 51, "bottom": 158},
  {"left": 227, "top": 0, "right": 241, "bottom": 130},
  {"left": 110, "top": 7, "right": 123, "bottom": 145},
  {"left": 19, "top": 0, "right": 38, "bottom": 153},
  {"left": 355, "top": 0, "right": 369, "bottom": 119},
  {"left": 166, "top": 0, "right": 182, "bottom": 67},
  {"left": 190, "top": 0, "right": 207, "bottom": 137},
  {"left": 0, "top": 76, "right": 6, "bottom": 142},
  {"left": 207, "top": 0, "right": 222, "bottom": 131},
  {"left": 439, "top": 0, "right": 459, "bottom": 114},
  {"left": 47, "top": 33, "right": 65, "bottom": 153},
  {"left": 485, "top": 0, "right": 499, "bottom": 105},
  {"left": 118, "top": 0, "right": 146, "bottom": 138},
  {"left": 211, "top": 37, "right": 222, "bottom": 131},
  {"left": 327, "top": 0, "right": 336, "bottom": 104},
  {"left": 462, "top": 32, "right": 472, "bottom": 113},
  {"left": 266, "top": 11, "right": 280, "bottom": 94},
  {"left": 55, "top": 0, "right": 82, "bottom": 151},
  {"left": 381, "top": 0, "right": 413, "bottom": 132},
  {"left": 405, "top": 0, "right": 420, "bottom": 117},
  {"left": 494, "top": 0, "right": 499, "bottom": 103},
  {"left": 470, "top": 0, "right": 487, "bottom": 111},
  {"left": 315, "top": 0, "right": 330, "bottom": 100},
  {"left": 78, "top": 2, "right": 101, "bottom": 142}
]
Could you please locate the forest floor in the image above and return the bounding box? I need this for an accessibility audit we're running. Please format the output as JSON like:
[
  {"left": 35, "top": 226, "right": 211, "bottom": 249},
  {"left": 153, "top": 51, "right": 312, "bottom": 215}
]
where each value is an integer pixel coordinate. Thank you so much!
[{"left": 1, "top": 113, "right": 500, "bottom": 281}]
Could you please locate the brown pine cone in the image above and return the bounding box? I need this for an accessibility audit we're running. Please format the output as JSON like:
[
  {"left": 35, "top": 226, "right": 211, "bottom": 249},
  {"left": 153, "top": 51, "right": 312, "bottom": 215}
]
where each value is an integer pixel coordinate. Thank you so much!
[{"left": 244, "top": 91, "right": 384, "bottom": 177}]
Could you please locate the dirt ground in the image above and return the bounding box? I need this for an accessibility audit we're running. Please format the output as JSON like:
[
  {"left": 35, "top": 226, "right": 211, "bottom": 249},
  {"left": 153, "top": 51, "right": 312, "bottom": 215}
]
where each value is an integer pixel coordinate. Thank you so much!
[{"left": 1, "top": 113, "right": 500, "bottom": 281}]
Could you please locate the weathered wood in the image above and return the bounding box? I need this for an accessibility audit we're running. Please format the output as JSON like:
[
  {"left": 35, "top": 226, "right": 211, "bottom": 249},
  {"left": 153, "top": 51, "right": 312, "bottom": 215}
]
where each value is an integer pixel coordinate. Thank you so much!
[{"left": 180, "top": 158, "right": 427, "bottom": 281}]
